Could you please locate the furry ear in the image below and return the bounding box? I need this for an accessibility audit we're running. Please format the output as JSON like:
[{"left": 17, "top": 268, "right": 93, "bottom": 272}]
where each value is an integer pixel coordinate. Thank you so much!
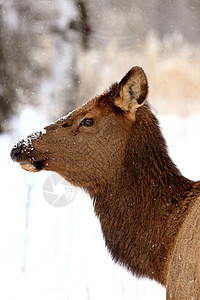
[{"left": 114, "top": 66, "right": 148, "bottom": 120}]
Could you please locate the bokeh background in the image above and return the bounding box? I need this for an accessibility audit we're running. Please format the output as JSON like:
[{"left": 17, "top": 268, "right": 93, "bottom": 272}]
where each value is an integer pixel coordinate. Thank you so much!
[{"left": 1, "top": 1, "right": 200, "bottom": 299}]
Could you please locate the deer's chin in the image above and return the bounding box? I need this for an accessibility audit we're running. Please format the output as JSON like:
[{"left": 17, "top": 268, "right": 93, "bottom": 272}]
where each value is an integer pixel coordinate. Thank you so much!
[{"left": 19, "top": 160, "right": 47, "bottom": 172}]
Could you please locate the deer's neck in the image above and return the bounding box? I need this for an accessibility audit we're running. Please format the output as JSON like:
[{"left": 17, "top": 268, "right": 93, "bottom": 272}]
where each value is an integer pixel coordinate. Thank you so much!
[{"left": 90, "top": 115, "right": 195, "bottom": 285}]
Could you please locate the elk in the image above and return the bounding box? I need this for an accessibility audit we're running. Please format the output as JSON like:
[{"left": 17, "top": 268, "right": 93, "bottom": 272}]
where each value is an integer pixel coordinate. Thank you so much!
[{"left": 10, "top": 66, "right": 200, "bottom": 299}]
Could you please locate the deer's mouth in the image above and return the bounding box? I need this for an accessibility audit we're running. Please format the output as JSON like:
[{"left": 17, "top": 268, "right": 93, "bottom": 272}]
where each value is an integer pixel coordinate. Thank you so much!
[{"left": 20, "top": 159, "right": 48, "bottom": 172}]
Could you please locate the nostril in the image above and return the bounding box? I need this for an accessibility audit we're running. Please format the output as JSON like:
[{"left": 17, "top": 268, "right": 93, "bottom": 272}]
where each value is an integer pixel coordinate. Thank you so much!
[{"left": 10, "top": 144, "right": 23, "bottom": 162}]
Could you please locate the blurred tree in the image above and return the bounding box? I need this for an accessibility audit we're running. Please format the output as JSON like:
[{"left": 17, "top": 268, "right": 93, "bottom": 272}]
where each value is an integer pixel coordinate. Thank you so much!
[
  {"left": 0, "top": 0, "right": 91, "bottom": 133},
  {"left": 0, "top": 0, "right": 53, "bottom": 131},
  {"left": 0, "top": 5, "right": 16, "bottom": 132},
  {"left": 69, "top": 1, "right": 91, "bottom": 49}
]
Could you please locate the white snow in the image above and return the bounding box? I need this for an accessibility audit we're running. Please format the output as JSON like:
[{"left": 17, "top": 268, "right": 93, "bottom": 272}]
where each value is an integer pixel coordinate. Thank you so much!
[{"left": 1, "top": 108, "right": 200, "bottom": 300}]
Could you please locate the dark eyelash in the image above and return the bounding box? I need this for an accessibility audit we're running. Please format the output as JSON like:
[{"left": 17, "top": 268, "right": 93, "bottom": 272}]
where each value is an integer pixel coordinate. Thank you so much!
[{"left": 80, "top": 118, "right": 94, "bottom": 127}]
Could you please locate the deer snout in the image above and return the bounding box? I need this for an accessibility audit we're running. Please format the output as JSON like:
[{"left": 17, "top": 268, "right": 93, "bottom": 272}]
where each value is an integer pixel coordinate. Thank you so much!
[
  {"left": 10, "top": 143, "right": 23, "bottom": 162},
  {"left": 10, "top": 135, "right": 49, "bottom": 172}
]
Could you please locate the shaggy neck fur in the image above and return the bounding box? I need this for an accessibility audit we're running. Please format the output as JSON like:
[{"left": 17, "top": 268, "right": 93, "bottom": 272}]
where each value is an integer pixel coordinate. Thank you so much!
[{"left": 89, "top": 105, "right": 195, "bottom": 285}]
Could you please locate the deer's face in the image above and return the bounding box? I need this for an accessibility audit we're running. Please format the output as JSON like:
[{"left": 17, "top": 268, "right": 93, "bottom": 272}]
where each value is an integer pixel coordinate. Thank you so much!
[{"left": 10, "top": 67, "right": 148, "bottom": 190}]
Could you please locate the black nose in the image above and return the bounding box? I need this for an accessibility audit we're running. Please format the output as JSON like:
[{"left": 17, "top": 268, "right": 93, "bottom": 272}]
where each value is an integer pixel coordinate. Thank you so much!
[{"left": 10, "top": 144, "right": 22, "bottom": 161}]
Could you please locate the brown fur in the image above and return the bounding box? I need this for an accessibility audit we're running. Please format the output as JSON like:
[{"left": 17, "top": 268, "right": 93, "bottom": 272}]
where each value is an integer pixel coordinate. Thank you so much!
[
  {"left": 10, "top": 67, "right": 200, "bottom": 296},
  {"left": 166, "top": 182, "right": 200, "bottom": 299}
]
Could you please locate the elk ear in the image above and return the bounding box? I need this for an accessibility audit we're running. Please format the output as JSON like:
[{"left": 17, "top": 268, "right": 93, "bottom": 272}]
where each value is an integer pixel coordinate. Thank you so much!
[{"left": 114, "top": 66, "right": 148, "bottom": 120}]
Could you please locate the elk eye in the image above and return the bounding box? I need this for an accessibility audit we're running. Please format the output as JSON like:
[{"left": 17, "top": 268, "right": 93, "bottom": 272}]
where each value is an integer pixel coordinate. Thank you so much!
[{"left": 80, "top": 118, "right": 94, "bottom": 127}]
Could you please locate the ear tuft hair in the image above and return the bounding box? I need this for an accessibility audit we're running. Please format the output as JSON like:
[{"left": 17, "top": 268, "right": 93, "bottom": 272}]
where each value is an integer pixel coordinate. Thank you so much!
[{"left": 114, "top": 66, "right": 148, "bottom": 120}]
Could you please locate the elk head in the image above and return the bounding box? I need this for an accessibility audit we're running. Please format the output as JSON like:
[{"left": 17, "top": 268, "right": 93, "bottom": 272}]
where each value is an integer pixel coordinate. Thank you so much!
[{"left": 10, "top": 66, "right": 148, "bottom": 193}]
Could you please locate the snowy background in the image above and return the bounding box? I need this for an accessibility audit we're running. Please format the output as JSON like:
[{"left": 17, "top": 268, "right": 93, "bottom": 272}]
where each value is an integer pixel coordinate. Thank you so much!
[{"left": 1, "top": 0, "right": 200, "bottom": 299}]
